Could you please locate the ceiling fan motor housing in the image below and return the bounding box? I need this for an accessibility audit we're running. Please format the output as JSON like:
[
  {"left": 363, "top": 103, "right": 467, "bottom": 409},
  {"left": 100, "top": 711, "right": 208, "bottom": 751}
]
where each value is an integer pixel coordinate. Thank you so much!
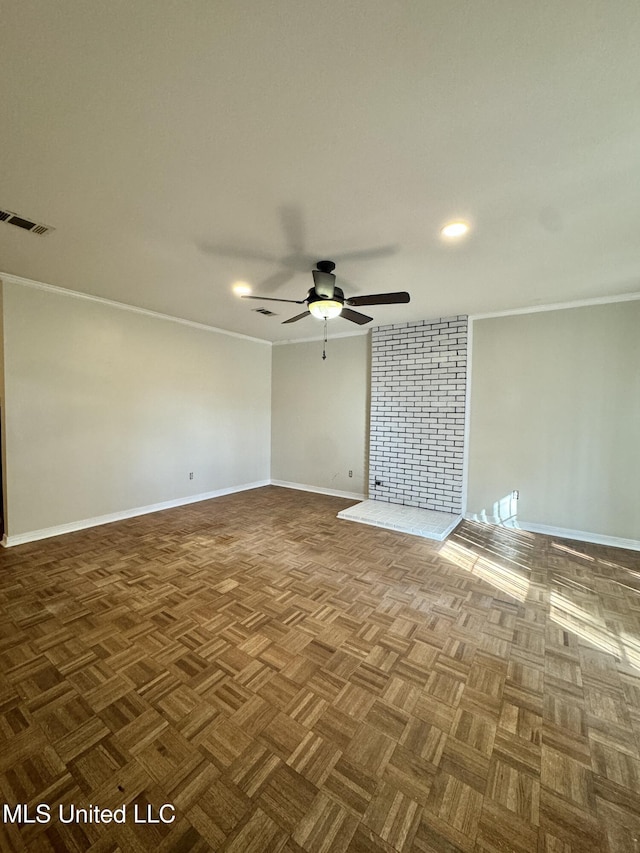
[
  {"left": 308, "top": 286, "right": 344, "bottom": 306},
  {"left": 312, "top": 269, "right": 336, "bottom": 298}
]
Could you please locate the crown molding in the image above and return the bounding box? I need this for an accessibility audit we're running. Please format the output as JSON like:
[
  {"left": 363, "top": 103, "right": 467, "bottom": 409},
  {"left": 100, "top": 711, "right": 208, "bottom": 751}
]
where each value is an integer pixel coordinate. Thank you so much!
[
  {"left": 470, "top": 290, "right": 640, "bottom": 321},
  {"left": 0, "top": 272, "right": 271, "bottom": 345}
]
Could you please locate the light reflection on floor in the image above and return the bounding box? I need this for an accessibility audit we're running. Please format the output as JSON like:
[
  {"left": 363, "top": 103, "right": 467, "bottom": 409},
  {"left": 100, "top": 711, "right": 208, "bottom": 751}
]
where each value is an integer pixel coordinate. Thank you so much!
[
  {"left": 439, "top": 523, "right": 640, "bottom": 672},
  {"left": 439, "top": 539, "right": 530, "bottom": 602}
]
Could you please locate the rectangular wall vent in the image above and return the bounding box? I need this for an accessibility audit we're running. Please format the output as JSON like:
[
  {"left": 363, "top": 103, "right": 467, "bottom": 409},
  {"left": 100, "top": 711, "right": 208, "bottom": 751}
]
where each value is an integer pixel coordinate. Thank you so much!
[{"left": 0, "top": 208, "right": 55, "bottom": 236}]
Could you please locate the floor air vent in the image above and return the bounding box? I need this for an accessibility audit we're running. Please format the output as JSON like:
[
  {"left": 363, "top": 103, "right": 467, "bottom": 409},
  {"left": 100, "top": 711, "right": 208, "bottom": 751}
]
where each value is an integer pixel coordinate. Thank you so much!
[{"left": 0, "top": 208, "right": 55, "bottom": 235}]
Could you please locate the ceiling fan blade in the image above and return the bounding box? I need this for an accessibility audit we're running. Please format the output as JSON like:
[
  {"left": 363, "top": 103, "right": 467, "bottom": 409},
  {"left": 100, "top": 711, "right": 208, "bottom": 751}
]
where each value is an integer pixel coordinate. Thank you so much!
[
  {"left": 341, "top": 307, "right": 373, "bottom": 325},
  {"left": 331, "top": 245, "right": 398, "bottom": 263},
  {"left": 347, "top": 291, "right": 410, "bottom": 306},
  {"left": 199, "top": 241, "right": 278, "bottom": 263},
  {"left": 242, "top": 295, "right": 306, "bottom": 304},
  {"left": 282, "top": 310, "right": 311, "bottom": 324},
  {"left": 279, "top": 204, "right": 306, "bottom": 254},
  {"left": 257, "top": 269, "right": 297, "bottom": 292},
  {"left": 312, "top": 269, "right": 336, "bottom": 298}
]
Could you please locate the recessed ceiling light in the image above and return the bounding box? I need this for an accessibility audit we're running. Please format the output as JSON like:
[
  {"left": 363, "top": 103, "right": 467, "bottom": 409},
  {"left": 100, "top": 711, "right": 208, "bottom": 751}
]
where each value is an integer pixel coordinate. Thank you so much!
[
  {"left": 232, "top": 281, "right": 252, "bottom": 296},
  {"left": 441, "top": 221, "right": 470, "bottom": 239}
]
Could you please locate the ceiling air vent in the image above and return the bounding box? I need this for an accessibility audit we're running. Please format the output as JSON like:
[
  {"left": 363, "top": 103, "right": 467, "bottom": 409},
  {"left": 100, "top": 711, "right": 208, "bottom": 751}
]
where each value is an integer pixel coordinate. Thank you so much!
[
  {"left": 0, "top": 207, "right": 55, "bottom": 235},
  {"left": 253, "top": 308, "right": 277, "bottom": 316}
]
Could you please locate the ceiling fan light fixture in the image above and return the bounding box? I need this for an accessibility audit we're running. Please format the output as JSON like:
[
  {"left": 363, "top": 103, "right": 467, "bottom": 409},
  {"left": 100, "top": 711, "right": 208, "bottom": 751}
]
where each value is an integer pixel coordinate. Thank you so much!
[
  {"left": 232, "top": 281, "right": 252, "bottom": 296},
  {"left": 240, "top": 259, "right": 410, "bottom": 328},
  {"left": 440, "top": 220, "right": 470, "bottom": 239},
  {"left": 308, "top": 299, "right": 343, "bottom": 320}
]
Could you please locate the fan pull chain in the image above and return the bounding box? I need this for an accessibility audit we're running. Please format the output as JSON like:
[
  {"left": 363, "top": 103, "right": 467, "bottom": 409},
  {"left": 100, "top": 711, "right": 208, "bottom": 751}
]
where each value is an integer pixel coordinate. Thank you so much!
[{"left": 322, "top": 319, "right": 328, "bottom": 360}]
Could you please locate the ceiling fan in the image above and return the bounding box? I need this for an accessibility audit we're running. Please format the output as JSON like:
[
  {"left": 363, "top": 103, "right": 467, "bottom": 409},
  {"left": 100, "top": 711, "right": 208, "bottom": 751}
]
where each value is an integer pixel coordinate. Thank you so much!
[
  {"left": 200, "top": 205, "right": 398, "bottom": 294},
  {"left": 242, "top": 260, "right": 410, "bottom": 325}
]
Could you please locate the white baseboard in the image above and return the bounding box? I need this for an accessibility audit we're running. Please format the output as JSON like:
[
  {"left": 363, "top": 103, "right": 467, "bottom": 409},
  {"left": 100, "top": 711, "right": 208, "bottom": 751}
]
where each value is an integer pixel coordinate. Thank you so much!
[
  {"left": 518, "top": 521, "right": 640, "bottom": 553},
  {"left": 464, "top": 515, "right": 640, "bottom": 553},
  {"left": 270, "top": 480, "right": 365, "bottom": 501},
  {"left": 2, "top": 480, "right": 270, "bottom": 547}
]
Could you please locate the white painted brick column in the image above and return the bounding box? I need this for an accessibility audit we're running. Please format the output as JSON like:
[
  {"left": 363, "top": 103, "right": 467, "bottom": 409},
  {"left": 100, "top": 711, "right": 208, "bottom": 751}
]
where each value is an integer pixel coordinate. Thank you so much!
[{"left": 369, "top": 316, "right": 468, "bottom": 512}]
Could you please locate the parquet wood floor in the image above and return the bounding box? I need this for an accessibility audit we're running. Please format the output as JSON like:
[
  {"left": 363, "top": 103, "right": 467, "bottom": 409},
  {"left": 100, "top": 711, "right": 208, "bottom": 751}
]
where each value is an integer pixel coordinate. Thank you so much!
[{"left": 1, "top": 486, "right": 639, "bottom": 852}]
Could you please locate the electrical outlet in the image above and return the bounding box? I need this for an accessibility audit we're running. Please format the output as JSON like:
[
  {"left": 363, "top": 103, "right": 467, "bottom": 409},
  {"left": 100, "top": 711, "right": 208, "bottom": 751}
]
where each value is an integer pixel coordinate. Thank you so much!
[
  {"left": 189, "top": 472, "right": 194, "bottom": 480},
  {"left": 348, "top": 470, "right": 353, "bottom": 478}
]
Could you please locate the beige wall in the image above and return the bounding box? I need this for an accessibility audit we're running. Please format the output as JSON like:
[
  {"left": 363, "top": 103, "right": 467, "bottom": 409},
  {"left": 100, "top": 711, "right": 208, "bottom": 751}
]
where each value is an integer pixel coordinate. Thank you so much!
[
  {"left": 6, "top": 277, "right": 637, "bottom": 546},
  {"left": 467, "top": 301, "right": 640, "bottom": 540},
  {"left": 271, "top": 334, "right": 369, "bottom": 496},
  {"left": 2, "top": 281, "right": 271, "bottom": 538}
]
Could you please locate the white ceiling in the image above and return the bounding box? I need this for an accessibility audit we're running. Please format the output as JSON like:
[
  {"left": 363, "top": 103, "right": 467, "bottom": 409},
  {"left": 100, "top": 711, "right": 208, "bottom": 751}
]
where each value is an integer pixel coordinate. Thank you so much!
[{"left": 2, "top": 1, "right": 639, "bottom": 341}]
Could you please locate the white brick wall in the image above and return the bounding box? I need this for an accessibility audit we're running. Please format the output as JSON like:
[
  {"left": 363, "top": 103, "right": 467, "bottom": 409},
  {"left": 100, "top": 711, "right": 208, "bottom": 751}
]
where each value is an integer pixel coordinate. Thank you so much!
[{"left": 369, "top": 316, "right": 468, "bottom": 512}]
